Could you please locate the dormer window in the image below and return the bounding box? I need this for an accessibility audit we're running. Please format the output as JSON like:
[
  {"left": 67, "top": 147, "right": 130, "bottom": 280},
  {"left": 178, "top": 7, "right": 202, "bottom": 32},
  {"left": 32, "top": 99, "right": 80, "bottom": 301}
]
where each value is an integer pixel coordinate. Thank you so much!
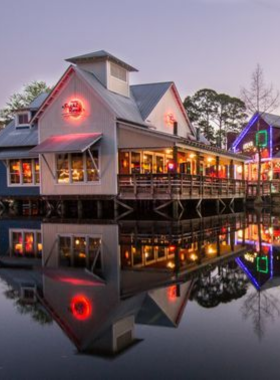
[
  {"left": 16, "top": 112, "right": 31, "bottom": 129},
  {"left": 18, "top": 113, "right": 29, "bottom": 125},
  {"left": 110, "top": 62, "right": 127, "bottom": 82}
]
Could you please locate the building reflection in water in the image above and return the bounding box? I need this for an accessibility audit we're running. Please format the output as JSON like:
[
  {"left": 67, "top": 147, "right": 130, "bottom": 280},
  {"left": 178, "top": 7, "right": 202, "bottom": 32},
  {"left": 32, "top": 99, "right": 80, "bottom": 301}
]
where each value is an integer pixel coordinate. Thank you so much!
[{"left": 0, "top": 213, "right": 254, "bottom": 356}]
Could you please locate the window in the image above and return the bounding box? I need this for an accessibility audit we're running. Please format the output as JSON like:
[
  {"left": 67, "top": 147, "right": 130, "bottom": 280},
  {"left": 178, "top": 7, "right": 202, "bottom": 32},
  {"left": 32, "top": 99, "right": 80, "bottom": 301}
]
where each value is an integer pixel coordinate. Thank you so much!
[
  {"left": 10, "top": 230, "right": 42, "bottom": 258},
  {"left": 56, "top": 150, "right": 99, "bottom": 184},
  {"left": 18, "top": 113, "right": 29, "bottom": 125},
  {"left": 9, "top": 159, "right": 40, "bottom": 186},
  {"left": 58, "top": 235, "right": 102, "bottom": 272},
  {"left": 110, "top": 63, "right": 127, "bottom": 81}
]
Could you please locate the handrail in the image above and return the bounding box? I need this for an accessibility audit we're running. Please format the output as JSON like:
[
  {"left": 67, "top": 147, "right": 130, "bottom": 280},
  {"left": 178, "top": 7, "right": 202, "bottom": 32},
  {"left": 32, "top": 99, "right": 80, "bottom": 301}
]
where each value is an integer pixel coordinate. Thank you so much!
[{"left": 118, "top": 173, "right": 247, "bottom": 198}]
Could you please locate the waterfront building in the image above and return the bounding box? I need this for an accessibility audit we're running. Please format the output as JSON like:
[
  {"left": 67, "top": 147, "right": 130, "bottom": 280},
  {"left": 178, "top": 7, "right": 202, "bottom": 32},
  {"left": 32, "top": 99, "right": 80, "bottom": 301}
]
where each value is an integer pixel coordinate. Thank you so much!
[
  {"left": 0, "top": 93, "right": 47, "bottom": 198},
  {"left": 231, "top": 112, "right": 280, "bottom": 180},
  {"left": 0, "top": 51, "right": 247, "bottom": 207}
]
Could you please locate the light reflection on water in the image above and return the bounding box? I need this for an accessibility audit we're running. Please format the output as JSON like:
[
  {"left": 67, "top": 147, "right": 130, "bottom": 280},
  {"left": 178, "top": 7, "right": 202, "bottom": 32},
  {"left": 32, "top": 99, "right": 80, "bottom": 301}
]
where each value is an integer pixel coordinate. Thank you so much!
[{"left": 0, "top": 212, "right": 280, "bottom": 379}]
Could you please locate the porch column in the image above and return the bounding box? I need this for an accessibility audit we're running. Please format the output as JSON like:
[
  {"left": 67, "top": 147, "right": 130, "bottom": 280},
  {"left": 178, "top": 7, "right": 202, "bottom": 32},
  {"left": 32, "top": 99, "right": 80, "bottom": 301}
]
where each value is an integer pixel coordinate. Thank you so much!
[
  {"left": 242, "top": 162, "right": 245, "bottom": 181},
  {"left": 229, "top": 160, "right": 234, "bottom": 179},
  {"left": 216, "top": 156, "right": 220, "bottom": 178},
  {"left": 196, "top": 153, "right": 201, "bottom": 176},
  {"left": 173, "top": 146, "right": 178, "bottom": 173}
]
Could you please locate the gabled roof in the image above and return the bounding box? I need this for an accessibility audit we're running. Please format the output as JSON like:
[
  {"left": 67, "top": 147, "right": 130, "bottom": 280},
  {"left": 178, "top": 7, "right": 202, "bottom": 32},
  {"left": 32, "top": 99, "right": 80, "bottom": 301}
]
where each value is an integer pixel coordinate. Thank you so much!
[
  {"left": 232, "top": 111, "right": 280, "bottom": 152},
  {"left": 130, "top": 82, "right": 173, "bottom": 120},
  {"left": 65, "top": 49, "right": 138, "bottom": 72},
  {"left": 261, "top": 112, "right": 280, "bottom": 128},
  {"left": 76, "top": 67, "right": 146, "bottom": 125}
]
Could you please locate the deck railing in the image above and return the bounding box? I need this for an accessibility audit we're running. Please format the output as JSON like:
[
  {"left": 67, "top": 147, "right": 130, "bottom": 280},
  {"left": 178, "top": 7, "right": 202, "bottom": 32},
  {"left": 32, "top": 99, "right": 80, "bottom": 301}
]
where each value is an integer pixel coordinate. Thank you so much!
[
  {"left": 118, "top": 174, "right": 246, "bottom": 199},
  {"left": 246, "top": 181, "right": 280, "bottom": 197}
]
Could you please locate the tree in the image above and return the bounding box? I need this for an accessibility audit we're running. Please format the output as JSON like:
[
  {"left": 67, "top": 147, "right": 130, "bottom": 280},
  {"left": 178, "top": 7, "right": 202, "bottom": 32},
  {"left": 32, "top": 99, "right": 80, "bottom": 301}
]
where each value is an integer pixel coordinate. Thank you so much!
[
  {"left": 184, "top": 89, "right": 247, "bottom": 147},
  {"left": 241, "top": 64, "right": 279, "bottom": 204},
  {"left": 213, "top": 94, "right": 247, "bottom": 148},
  {"left": 184, "top": 89, "right": 217, "bottom": 144},
  {"left": 0, "top": 81, "right": 52, "bottom": 125}
]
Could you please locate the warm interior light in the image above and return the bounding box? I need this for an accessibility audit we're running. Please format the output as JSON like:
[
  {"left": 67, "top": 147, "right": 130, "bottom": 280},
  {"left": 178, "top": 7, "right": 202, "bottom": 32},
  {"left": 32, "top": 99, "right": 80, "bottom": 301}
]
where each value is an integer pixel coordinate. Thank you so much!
[
  {"left": 207, "top": 157, "right": 213, "bottom": 163},
  {"left": 167, "top": 261, "right": 175, "bottom": 269},
  {"left": 189, "top": 153, "right": 195, "bottom": 159},
  {"left": 165, "top": 149, "right": 173, "bottom": 154},
  {"left": 190, "top": 253, "right": 198, "bottom": 261}
]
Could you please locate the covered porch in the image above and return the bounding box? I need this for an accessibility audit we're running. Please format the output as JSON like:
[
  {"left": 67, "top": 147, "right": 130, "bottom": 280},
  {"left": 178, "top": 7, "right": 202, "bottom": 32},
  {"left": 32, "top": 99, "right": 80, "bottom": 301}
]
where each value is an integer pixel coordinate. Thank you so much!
[{"left": 118, "top": 142, "right": 246, "bottom": 200}]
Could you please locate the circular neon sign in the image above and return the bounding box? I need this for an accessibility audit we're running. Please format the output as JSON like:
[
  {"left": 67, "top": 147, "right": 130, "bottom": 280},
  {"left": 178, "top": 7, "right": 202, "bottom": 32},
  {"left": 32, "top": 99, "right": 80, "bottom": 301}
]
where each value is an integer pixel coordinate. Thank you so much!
[
  {"left": 62, "top": 99, "right": 84, "bottom": 119},
  {"left": 70, "top": 294, "right": 92, "bottom": 321}
]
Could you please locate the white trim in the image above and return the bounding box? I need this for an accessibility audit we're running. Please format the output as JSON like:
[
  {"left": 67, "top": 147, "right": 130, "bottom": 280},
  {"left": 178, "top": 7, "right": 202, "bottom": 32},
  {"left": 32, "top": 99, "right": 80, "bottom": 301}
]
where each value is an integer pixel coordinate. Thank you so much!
[
  {"left": 57, "top": 233, "right": 103, "bottom": 270},
  {"left": 54, "top": 147, "right": 101, "bottom": 185},
  {"left": 9, "top": 229, "right": 42, "bottom": 257},
  {"left": 7, "top": 158, "right": 40, "bottom": 187}
]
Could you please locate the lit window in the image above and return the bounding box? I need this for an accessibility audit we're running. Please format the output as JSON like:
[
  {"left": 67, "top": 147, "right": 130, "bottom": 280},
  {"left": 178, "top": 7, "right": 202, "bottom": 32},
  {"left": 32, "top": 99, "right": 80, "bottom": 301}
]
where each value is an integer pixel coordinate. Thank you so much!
[
  {"left": 59, "top": 235, "right": 102, "bottom": 272},
  {"left": 22, "top": 160, "right": 33, "bottom": 184},
  {"left": 57, "top": 154, "right": 69, "bottom": 183},
  {"left": 8, "top": 159, "right": 40, "bottom": 186},
  {"left": 56, "top": 150, "right": 99, "bottom": 184},
  {"left": 34, "top": 159, "right": 40, "bottom": 184},
  {"left": 86, "top": 150, "right": 99, "bottom": 181},
  {"left": 71, "top": 154, "right": 84, "bottom": 183},
  {"left": 9, "top": 160, "right": 20, "bottom": 184},
  {"left": 11, "top": 230, "right": 42, "bottom": 258}
]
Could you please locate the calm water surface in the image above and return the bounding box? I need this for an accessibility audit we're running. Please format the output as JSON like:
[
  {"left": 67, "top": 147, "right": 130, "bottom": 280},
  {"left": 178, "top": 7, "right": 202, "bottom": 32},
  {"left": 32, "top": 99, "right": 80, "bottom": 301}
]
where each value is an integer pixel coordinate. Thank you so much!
[{"left": 0, "top": 212, "right": 279, "bottom": 380}]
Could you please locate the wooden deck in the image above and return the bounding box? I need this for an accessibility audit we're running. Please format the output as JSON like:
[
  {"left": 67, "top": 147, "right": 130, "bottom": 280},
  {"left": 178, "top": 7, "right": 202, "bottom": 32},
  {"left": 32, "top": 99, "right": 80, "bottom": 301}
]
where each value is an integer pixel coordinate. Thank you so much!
[{"left": 118, "top": 174, "right": 246, "bottom": 200}]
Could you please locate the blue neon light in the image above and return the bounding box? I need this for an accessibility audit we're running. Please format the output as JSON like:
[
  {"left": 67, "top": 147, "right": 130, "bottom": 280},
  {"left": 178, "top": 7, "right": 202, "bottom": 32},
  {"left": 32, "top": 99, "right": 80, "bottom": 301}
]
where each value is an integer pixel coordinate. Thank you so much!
[
  {"left": 270, "top": 124, "right": 273, "bottom": 159},
  {"left": 270, "top": 246, "right": 273, "bottom": 280},
  {"left": 236, "top": 257, "right": 260, "bottom": 290},
  {"left": 232, "top": 113, "right": 259, "bottom": 151}
]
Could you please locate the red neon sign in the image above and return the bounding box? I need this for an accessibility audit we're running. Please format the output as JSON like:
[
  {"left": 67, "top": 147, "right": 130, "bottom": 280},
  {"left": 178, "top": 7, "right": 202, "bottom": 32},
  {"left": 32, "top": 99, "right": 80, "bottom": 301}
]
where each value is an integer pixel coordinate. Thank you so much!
[
  {"left": 70, "top": 294, "right": 92, "bottom": 321},
  {"left": 62, "top": 99, "right": 85, "bottom": 119},
  {"left": 165, "top": 113, "right": 176, "bottom": 127}
]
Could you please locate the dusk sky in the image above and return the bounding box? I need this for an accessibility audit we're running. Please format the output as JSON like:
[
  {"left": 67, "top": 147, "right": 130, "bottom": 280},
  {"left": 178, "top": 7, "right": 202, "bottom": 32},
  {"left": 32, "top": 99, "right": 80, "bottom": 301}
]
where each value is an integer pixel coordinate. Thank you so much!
[{"left": 1, "top": 0, "right": 280, "bottom": 112}]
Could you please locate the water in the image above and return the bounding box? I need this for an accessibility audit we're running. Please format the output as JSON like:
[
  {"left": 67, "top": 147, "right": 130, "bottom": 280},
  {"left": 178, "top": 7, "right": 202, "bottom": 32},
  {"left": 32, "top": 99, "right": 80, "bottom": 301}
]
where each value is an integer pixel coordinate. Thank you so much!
[{"left": 0, "top": 211, "right": 279, "bottom": 380}]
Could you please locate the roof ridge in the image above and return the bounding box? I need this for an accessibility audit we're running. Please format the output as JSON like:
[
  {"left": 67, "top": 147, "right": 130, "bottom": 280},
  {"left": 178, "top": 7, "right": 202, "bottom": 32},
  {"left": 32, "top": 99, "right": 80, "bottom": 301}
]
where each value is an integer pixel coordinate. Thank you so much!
[{"left": 130, "top": 81, "right": 173, "bottom": 87}]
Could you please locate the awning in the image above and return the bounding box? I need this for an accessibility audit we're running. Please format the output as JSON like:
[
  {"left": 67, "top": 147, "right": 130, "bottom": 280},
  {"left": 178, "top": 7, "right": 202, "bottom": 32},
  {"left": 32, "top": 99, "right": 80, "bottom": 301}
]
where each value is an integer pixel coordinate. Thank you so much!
[
  {"left": 30, "top": 133, "right": 102, "bottom": 154},
  {"left": 0, "top": 148, "right": 39, "bottom": 160}
]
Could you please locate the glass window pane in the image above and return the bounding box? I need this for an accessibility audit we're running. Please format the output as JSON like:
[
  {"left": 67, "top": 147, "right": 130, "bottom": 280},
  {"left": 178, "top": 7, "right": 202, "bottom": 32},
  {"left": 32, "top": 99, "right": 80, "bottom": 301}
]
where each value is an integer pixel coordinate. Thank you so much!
[
  {"left": 22, "top": 160, "right": 33, "bottom": 184},
  {"left": 37, "top": 232, "right": 42, "bottom": 257},
  {"left": 155, "top": 156, "right": 164, "bottom": 173},
  {"left": 73, "top": 236, "right": 86, "bottom": 267},
  {"left": 71, "top": 153, "right": 84, "bottom": 182},
  {"left": 34, "top": 159, "right": 40, "bottom": 184},
  {"left": 143, "top": 154, "right": 153, "bottom": 174},
  {"left": 59, "top": 236, "right": 71, "bottom": 266},
  {"left": 12, "top": 232, "right": 23, "bottom": 256},
  {"left": 88, "top": 237, "right": 102, "bottom": 270},
  {"left": 57, "top": 154, "right": 69, "bottom": 183},
  {"left": 86, "top": 150, "right": 99, "bottom": 181},
  {"left": 24, "top": 232, "right": 35, "bottom": 256},
  {"left": 131, "top": 152, "right": 141, "bottom": 174},
  {"left": 9, "top": 160, "right": 20, "bottom": 184}
]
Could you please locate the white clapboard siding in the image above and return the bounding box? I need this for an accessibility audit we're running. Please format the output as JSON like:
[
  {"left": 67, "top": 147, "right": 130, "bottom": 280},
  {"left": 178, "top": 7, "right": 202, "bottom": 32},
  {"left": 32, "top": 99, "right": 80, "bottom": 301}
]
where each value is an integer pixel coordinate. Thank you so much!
[
  {"left": 39, "top": 72, "right": 118, "bottom": 196},
  {"left": 147, "top": 86, "right": 191, "bottom": 138}
]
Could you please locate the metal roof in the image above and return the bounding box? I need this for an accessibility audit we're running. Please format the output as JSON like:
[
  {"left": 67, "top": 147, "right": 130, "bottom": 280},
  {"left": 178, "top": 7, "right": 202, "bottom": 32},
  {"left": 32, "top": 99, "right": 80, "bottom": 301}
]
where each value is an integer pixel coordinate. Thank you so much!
[
  {"left": 0, "top": 121, "right": 38, "bottom": 148},
  {"left": 31, "top": 133, "right": 102, "bottom": 154},
  {"left": 261, "top": 112, "right": 280, "bottom": 128},
  {"left": 65, "top": 50, "right": 138, "bottom": 72},
  {"left": 29, "top": 92, "right": 49, "bottom": 110},
  {"left": 77, "top": 67, "right": 146, "bottom": 126},
  {"left": 0, "top": 148, "right": 38, "bottom": 160},
  {"left": 130, "top": 82, "right": 173, "bottom": 120},
  {"left": 179, "top": 137, "right": 249, "bottom": 161}
]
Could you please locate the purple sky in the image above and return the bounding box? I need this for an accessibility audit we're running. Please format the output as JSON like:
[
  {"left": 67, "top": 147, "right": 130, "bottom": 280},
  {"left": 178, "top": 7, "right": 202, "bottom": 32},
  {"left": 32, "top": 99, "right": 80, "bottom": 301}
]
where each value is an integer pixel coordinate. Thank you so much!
[{"left": 1, "top": 0, "right": 280, "bottom": 111}]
